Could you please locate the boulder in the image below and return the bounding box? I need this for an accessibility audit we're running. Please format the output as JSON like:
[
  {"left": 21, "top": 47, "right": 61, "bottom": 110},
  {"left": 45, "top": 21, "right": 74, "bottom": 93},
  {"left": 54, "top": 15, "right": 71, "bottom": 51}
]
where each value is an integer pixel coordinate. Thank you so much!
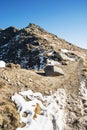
[
  {"left": 59, "top": 53, "right": 69, "bottom": 60},
  {"left": 44, "top": 65, "right": 64, "bottom": 76}
]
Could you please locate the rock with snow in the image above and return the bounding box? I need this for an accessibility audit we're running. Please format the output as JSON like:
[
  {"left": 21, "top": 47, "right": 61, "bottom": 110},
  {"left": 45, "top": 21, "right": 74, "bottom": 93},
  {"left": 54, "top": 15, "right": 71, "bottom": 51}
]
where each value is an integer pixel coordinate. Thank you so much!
[
  {"left": 59, "top": 52, "right": 75, "bottom": 62},
  {"left": 59, "top": 53, "right": 70, "bottom": 60},
  {"left": 61, "top": 49, "right": 69, "bottom": 53},
  {"left": 47, "top": 59, "right": 61, "bottom": 66}
]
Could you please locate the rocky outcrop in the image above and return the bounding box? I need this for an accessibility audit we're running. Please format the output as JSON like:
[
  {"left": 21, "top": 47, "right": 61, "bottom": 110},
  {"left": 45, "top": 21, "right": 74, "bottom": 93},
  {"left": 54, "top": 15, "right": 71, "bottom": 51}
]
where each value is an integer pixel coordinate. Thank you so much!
[{"left": 44, "top": 65, "right": 64, "bottom": 76}]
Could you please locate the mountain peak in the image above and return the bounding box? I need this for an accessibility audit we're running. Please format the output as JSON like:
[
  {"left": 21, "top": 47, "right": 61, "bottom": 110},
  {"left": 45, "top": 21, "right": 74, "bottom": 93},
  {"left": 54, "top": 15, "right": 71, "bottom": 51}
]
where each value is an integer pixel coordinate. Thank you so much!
[
  {"left": 24, "top": 23, "right": 47, "bottom": 34},
  {"left": 29, "top": 23, "right": 40, "bottom": 28},
  {"left": 26, "top": 23, "right": 42, "bottom": 29}
]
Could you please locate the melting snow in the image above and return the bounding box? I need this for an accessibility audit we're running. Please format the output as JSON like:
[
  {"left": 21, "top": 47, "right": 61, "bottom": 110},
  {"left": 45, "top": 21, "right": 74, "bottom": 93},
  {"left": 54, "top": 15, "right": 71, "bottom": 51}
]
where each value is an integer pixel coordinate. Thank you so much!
[
  {"left": 34, "top": 64, "right": 39, "bottom": 70},
  {"left": 47, "top": 59, "right": 61, "bottom": 66},
  {"left": 61, "top": 49, "right": 69, "bottom": 53},
  {"left": 39, "top": 53, "right": 45, "bottom": 69},
  {"left": 12, "top": 89, "right": 67, "bottom": 130},
  {"left": 47, "top": 51, "right": 54, "bottom": 56},
  {"left": 16, "top": 35, "right": 20, "bottom": 41},
  {"left": 17, "top": 49, "right": 22, "bottom": 58},
  {"left": 79, "top": 80, "right": 87, "bottom": 99},
  {"left": 0, "top": 60, "right": 6, "bottom": 67},
  {"left": 0, "top": 43, "right": 8, "bottom": 49},
  {"left": 32, "top": 48, "right": 37, "bottom": 52},
  {"left": 68, "top": 57, "right": 75, "bottom": 61}
]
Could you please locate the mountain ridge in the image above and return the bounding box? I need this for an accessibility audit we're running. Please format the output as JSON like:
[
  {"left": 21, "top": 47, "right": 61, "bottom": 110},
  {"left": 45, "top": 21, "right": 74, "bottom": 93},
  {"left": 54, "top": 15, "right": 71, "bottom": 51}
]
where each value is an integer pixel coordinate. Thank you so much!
[
  {"left": 1, "top": 23, "right": 87, "bottom": 49},
  {"left": 0, "top": 23, "right": 87, "bottom": 70}
]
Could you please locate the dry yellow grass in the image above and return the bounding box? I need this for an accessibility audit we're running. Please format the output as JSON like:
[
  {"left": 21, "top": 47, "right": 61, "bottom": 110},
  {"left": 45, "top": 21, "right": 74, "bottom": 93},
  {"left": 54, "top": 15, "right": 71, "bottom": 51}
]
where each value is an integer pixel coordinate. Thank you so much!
[{"left": 33, "top": 103, "right": 42, "bottom": 119}]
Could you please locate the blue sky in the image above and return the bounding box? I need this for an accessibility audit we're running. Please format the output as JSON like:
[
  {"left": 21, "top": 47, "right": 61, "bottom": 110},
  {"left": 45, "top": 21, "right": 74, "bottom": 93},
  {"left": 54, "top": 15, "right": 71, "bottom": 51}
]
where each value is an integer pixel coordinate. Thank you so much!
[{"left": 0, "top": 0, "right": 87, "bottom": 49}]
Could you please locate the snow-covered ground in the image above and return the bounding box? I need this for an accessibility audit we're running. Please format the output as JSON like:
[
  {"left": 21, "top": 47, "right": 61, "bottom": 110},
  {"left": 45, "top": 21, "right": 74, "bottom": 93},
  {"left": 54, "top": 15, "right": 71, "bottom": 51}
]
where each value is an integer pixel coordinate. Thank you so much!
[{"left": 12, "top": 89, "right": 67, "bottom": 130}]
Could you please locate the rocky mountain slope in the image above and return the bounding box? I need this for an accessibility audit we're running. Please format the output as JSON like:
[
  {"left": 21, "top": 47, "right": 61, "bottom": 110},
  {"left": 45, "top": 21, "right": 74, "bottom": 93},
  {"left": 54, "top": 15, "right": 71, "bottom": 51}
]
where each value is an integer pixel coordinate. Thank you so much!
[
  {"left": 0, "top": 23, "right": 87, "bottom": 130},
  {"left": 0, "top": 23, "right": 87, "bottom": 69}
]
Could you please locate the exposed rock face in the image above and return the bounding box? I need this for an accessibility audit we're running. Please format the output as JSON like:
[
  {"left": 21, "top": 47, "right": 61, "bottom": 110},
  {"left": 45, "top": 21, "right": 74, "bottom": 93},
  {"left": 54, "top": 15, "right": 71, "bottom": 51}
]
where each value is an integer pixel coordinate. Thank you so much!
[{"left": 0, "top": 23, "right": 87, "bottom": 130}]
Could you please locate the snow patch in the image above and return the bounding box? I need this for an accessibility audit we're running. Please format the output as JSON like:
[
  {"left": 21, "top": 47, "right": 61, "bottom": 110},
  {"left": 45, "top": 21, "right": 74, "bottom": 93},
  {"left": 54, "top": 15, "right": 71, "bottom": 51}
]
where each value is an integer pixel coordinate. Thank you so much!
[
  {"left": 12, "top": 89, "right": 67, "bottom": 130},
  {"left": 0, "top": 43, "right": 8, "bottom": 49},
  {"left": 34, "top": 64, "right": 39, "bottom": 70},
  {"left": 68, "top": 57, "right": 75, "bottom": 61},
  {"left": 0, "top": 60, "right": 6, "bottom": 67},
  {"left": 39, "top": 53, "right": 45, "bottom": 69},
  {"left": 47, "top": 59, "right": 61, "bottom": 66},
  {"left": 16, "top": 35, "right": 20, "bottom": 41},
  {"left": 47, "top": 51, "right": 54, "bottom": 56},
  {"left": 79, "top": 80, "right": 87, "bottom": 99},
  {"left": 61, "top": 49, "right": 69, "bottom": 53},
  {"left": 32, "top": 48, "right": 37, "bottom": 52},
  {"left": 17, "top": 49, "right": 22, "bottom": 58}
]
